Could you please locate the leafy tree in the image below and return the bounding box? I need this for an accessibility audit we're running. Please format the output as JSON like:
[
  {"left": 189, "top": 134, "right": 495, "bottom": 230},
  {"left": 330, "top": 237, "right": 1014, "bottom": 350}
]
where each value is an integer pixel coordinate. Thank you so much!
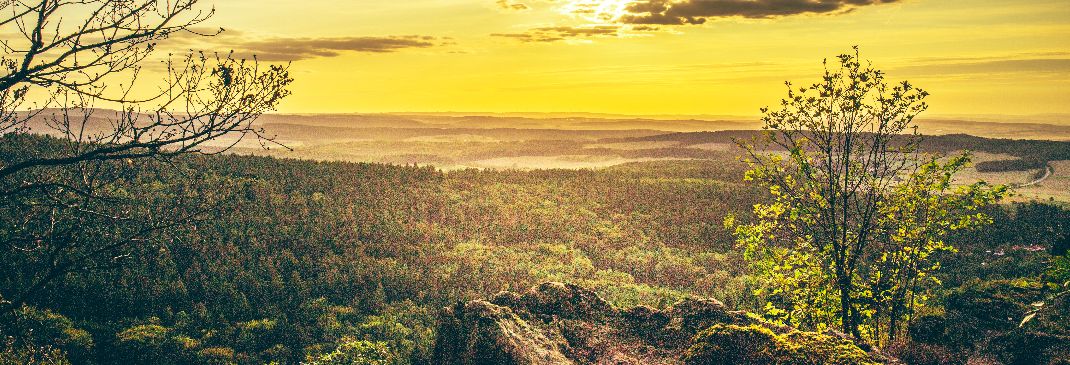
[
  {"left": 0, "top": 0, "right": 292, "bottom": 313},
  {"left": 728, "top": 48, "right": 1008, "bottom": 342}
]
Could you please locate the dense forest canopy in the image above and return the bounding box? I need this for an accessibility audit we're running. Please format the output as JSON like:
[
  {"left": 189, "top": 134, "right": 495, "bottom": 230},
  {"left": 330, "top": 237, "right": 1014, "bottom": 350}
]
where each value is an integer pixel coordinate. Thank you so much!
[{"left": 2, "top": 132, "right": 1068, "bottom": 364}]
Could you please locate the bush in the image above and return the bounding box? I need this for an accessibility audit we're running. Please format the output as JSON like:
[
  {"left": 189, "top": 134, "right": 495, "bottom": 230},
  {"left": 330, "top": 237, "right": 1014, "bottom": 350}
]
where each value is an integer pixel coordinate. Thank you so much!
[
  {"left": 114, "top": 323, "right": 194, "bottom": 364},
  {"left": 907, "top": 313, "right": 948, "bottom": 345},
  {"left": 1055, "top": 235, "right": 1070, "bottom": 257},
  {"left": 990, "top": 330, "right": 1070, "bottom": 365},
  {"left": 1, "top": 335, "right": 72, "bottom": 365},
  {"left": 1048, "top": 256, "right": 1070, "bottom": 285},
  {"left": 195, "top": 346, "right": 236, "bottom": 364},
  {"left": 8, "top": 306, "right": 93, "bottom": 364},
  {"left": 306, "top": 338, "right": 391, "bottom": 365},
  {"left": 354, "top": 301, "right": 435, "bottom": 364},
  {"left": 911, "top": 277, "right": 1070, "bottom": 364},
  {"left": 945, "top": 280, "right": 1041, "bottom": 335},
  {"left": 235, "top": 319, "right": 279, "bottom": 353}
]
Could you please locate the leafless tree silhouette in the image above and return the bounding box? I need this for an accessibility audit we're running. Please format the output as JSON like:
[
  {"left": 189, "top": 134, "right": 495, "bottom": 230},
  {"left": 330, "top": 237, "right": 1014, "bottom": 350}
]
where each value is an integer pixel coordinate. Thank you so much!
[{"left": 0, "top": 0, "right": 292, "bottom": 312}]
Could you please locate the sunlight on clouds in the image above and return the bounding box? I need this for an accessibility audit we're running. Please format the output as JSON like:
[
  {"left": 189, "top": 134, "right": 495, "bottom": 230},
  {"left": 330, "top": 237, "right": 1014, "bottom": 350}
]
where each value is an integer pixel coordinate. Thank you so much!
[
  {"left": 561, "top": 0, "right": 635, "bottom": 24},
  {"left": 178, "top": 0, "right": 1070, "bottom": 116}
]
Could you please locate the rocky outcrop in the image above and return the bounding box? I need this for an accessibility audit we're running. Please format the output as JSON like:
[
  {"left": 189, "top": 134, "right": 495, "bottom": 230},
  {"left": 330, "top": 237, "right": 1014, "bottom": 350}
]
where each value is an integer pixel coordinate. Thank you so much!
[{"left": 432, "top": 282, "right": 888, "bottom": 365}]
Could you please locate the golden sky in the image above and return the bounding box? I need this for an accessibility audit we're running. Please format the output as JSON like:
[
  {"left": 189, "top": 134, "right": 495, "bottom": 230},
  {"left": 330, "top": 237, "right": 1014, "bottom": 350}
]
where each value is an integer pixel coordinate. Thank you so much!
[{"left": 179, "top": 0, "right": 1069, "bottom": 116}]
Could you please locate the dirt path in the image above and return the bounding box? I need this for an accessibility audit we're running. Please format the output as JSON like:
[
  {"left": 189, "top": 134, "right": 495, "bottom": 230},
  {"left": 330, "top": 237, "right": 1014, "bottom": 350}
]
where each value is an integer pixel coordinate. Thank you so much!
[{"left": 1021, "top": 165, "right": 1054, "bottom": 187}]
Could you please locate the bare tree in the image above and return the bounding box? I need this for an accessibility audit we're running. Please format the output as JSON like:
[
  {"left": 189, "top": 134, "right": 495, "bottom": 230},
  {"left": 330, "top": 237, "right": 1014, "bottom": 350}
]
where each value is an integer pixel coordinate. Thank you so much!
[{"left": 0, "top": 0, "right": 292, "bottom": 312}]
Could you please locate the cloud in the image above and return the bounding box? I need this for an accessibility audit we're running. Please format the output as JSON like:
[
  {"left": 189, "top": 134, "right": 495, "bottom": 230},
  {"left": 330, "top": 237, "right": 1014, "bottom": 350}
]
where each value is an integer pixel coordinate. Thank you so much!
[
  {"left": 492, "top": 25, "right": 621, "bottom": 42},
  {"left": 232, "top": 36, "right": 446, "bottom": 61},
  {"left": 630, "top": 25, "right": 663, "bottom": 32},
  {"left": 613, "top": 0, "right": 902, "bottom": 25},
  {"left": 164, "top": 30, "right": 448, "bottom": 61},
  {"left": 894, "top": 58, "right": 1070, "bottom": 77},
  {"left": 496, "top": 0, "right": 530, "bottom": 11}
]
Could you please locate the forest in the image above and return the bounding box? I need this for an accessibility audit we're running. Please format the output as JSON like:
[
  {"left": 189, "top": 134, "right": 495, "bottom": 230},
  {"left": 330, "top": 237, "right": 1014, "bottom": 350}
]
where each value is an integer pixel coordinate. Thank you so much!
[{"left": 2, "top": 131, "right": 1069, "bottom": 364}]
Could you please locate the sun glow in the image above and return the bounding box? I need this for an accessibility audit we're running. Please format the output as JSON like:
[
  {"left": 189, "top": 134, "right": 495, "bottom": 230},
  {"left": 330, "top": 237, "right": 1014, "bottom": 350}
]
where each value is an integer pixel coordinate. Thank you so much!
[
  {"left": 181, "top": 0, "right": 1070, "bottom": 116},
  {"left": 560, "top": 0, "right": 635, "bottom": 24}
]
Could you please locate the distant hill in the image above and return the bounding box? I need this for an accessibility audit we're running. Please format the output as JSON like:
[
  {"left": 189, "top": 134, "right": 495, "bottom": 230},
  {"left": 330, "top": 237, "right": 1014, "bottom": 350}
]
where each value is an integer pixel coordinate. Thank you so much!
[
  {"left": 916, "top": 119, "right": 1070, "bottom": 141},
  {"left": 13, "top": 109, "right": 1070, "bottom": 141},
  {"left": 261, "top": 113, "right": 1070, "bottom": 140}
]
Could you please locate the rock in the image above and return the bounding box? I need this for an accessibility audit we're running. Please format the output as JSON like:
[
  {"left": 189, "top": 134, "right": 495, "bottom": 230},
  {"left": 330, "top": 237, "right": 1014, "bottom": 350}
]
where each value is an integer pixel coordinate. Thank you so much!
[
  {"left": 431, "top": 300, "right": 572, "bottom": 365},
  {"left": 517, "top": 282, "right": 615, "bottom": 321},
  {"left": 432, "top": 282, "right": 888, "bottom": 365}
]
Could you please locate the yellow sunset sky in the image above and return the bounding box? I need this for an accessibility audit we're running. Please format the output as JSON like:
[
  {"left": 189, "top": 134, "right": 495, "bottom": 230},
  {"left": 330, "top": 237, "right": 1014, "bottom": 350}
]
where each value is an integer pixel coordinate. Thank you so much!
[{"left": 178, "top": 0, "right": 1069, "bottom": 116}]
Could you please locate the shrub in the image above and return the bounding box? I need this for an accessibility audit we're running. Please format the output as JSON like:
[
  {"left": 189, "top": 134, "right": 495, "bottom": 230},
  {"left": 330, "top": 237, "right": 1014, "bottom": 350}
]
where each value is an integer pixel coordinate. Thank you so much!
[
  {"left": 235, "top": 319, "right": 278, "bottom": 353},
  {"left": 990, "top": 330, "right": 1070, "bottom": 365},
  {"left": 114, "top": 323, "right": 194, "bottom": 364},
  {"left": 907, "top": 312, "right": 948, "bottom": 345},
  {"left": 195, "top": 346, "right": 236, "bottom": 364},
  {"left": 10, "top": 306, "right": 93, "bottom": 364},
  {"left": 1, "top": 335, "right": 72, "bottom": 365},
  {"left": 944, "top": 280, "right": 1041, "bottom": 335},
  {"left": 354, "top": 301, "right": 435, "bottom": 364},
  {"left": 1047, "top": 256, "right": 1070, "bottom": 285},
  {"left": 306, "top": 338, "right": 391, "bottom": 365}
]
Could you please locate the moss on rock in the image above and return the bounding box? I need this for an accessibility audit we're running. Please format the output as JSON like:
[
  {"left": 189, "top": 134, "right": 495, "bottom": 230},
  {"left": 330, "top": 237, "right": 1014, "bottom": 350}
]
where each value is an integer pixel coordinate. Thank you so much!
[
  {"left": 684, "top": 324, "right": 878, "bottom": 365},
  {"left": 434, "top": 282, "right": 886, "bottom": 365}
]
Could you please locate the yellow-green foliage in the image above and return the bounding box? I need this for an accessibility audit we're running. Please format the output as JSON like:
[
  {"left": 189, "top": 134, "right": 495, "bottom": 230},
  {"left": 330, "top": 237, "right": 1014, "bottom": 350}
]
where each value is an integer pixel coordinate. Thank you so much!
[
  {"left": 684, "top": 324, "right": 877, "bottom": 365},
  {"left": 439, "top": 241, "right": 694, "bottom": 309},
  {"left": 115, "top": 323, "right": 196, "bottom": 364},
  {"left": 195, "top": 347, "right": 236, "bottom": 364},
  {"left": 730, "top": 50, "right": 1011, "bottom": 341},
  {"left": 582, "top": 270, "right": 689, "bottom": 309},
  {"left": 306, "top": 338, "right": 390, "bottom": 365},
  {"left": 117, "top": 324, "right": 170, "bottom": 347},
  {"left": 345, "top": 301, "right": 436, "bottom": 364},
  {"left": 235, "top": 319, "right": 276, "bottom": 351}
]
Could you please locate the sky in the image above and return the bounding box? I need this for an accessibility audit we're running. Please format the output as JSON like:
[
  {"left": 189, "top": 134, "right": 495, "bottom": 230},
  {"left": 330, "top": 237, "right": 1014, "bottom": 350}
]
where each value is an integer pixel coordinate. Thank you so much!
[{"left": 169, "top": 0, "right": 1070, "bottom": 116}]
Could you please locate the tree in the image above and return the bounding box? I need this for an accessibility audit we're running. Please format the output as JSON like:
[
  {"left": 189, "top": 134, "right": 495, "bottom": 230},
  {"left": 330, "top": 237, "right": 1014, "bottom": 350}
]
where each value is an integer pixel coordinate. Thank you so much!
[
  {"left": 727, "top": 48, "right": 1008, "bottom": 343},
  {"left": 0, "top": 0, "right": 292, "bottom": 313},
  {"left": 307, "top": 338, "right": 391, "bottom": 365}
]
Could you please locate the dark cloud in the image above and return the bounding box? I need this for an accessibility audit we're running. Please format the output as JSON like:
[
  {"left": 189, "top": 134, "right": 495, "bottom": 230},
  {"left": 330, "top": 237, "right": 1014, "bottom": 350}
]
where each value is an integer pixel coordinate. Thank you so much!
[
  {"left": 160, "top": 29, "right": 447, "bottom": 61},
  {"left": 616, "top": 0, "right": 902, "bottom": 25},
  {"left": 492, "top": 26, "right": 620, "bottom": 42},
  {"left": 229, "top": 36, "right": 446, "bottom": 61},
  {"left": 496, "top": 0, "right": 530, "bottom": 11},
  {"left": 630, "top": 25, "right": 663, "bottom": 32}
]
